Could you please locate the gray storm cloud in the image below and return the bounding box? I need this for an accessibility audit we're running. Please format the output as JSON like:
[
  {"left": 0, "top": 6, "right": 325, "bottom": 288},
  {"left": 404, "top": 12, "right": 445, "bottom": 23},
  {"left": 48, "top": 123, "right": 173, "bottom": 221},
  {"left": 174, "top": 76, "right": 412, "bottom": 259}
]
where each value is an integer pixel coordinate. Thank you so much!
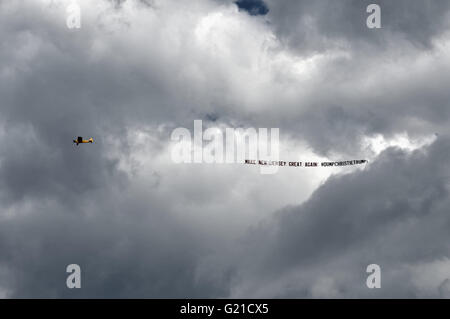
[
  {"left": 226, "top": 137, "right": 450, "bottom": 298},
  {"left": 0, "top": 0, "right": 449, "bottom": 298}
]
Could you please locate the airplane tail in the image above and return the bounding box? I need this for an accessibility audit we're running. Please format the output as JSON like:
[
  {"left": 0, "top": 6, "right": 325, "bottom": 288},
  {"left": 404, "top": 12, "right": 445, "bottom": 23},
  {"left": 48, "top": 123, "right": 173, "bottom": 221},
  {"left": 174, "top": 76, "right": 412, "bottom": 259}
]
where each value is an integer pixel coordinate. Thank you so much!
[{"left": 88, "top": 138, "right": 94, "bottom": 143}]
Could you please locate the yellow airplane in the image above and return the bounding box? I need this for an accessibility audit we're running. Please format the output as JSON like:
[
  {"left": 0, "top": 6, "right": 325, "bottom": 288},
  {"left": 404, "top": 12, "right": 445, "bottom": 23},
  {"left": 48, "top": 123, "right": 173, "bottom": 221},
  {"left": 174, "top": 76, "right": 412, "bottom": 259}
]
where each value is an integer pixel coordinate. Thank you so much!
[{"left": 73, "top": 136, "right": 94, "bottom": 145}]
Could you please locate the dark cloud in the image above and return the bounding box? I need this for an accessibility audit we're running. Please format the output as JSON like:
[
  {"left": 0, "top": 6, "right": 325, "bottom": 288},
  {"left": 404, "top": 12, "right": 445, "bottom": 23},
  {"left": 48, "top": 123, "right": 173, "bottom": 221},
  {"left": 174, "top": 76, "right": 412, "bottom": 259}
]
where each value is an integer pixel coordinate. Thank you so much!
[
  {"left": 0, "top": 191, "right": 230, "bottom": 298},
  {"left": 265, "top": 0, "right": 450, "bottom": 54},
  {"left": 227, "top": 137, "right": 450, "bottom": 297}
]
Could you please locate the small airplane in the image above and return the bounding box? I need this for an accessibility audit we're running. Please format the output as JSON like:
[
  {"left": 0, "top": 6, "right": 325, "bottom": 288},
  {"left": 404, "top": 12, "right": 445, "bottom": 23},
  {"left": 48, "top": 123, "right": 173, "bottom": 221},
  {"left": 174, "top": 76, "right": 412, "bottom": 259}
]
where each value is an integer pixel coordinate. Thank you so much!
[{"left": 73, "top": 136, "right": 94, "bottom": 145}]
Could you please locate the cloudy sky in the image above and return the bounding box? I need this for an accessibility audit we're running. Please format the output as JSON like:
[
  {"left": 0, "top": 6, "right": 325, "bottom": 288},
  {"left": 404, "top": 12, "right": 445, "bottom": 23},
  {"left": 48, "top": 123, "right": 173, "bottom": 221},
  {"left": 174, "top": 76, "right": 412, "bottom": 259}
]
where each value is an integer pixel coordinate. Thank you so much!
[{"left": 1, "top": 0, "right": 450, "bottom": 298}]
